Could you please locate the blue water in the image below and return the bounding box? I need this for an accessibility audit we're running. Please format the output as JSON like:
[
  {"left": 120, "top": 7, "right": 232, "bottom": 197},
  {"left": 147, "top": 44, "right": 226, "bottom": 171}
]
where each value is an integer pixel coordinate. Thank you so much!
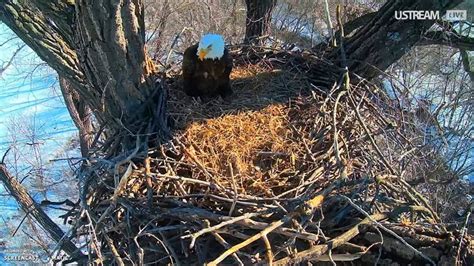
[
  {"left": 382, "top": 78, "right": 474, "bottom": 183},
  {"left": 0, "top": 25, "right": 78, "bottom": 263}
]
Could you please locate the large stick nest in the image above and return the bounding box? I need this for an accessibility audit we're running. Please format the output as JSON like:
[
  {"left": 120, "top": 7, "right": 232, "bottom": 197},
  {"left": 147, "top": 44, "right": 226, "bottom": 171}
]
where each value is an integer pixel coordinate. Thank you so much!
[{"left": 72, "top": 47, "right": 472, "bottom": 265}]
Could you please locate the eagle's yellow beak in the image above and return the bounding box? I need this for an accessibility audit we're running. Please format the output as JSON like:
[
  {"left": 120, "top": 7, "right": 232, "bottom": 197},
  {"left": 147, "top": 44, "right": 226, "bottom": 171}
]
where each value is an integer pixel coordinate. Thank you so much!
[{"left": 198, "top": 49, "right": 208, "bottom": 61}]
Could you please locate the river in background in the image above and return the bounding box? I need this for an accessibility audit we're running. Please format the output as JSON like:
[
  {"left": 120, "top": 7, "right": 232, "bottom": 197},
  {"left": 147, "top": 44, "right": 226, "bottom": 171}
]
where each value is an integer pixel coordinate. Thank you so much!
[{"left": 0, "top": 25, "right": 78, "bottom": 264}]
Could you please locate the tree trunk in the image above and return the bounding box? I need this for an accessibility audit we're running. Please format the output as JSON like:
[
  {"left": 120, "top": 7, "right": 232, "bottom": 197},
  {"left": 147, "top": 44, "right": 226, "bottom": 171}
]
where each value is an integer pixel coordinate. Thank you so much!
[
  {"left": 0, "top": 164, "right": 83, "bottom": 258},
  {"left": 332, "top": 0, "right": 463, "bottom": 79},
  {"left": 0, "top": 0, "right": 166, "bottom": 147},
  {"left": 244, "top": 0, "right": 277, "bottom": 45},
  {"left": 59, "top": 76, "right": 93, "bottom": 157}
]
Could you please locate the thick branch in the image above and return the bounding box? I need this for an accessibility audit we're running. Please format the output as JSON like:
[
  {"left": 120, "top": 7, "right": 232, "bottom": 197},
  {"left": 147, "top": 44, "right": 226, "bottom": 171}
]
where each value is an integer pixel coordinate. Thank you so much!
[
  {"left": 419, "top": 31, "right": 474, "bottom": 50},
  {"left": 334, "top": 0, "right": 464, "bottom": 79},
  {"left": 334, "top": 11, "right": 377, "bottom": 40},
  {"left": 34, "top": 0, "right": 76, "bottom": 45},
  {"left": 0, "top": 164, "right": 83, "bottom": 258},
  {"left": 1, "top": 0, "right": 163, "bottom": 136},
  {"left": 0, "top": 1, "right": 85, "bottom": 86}
]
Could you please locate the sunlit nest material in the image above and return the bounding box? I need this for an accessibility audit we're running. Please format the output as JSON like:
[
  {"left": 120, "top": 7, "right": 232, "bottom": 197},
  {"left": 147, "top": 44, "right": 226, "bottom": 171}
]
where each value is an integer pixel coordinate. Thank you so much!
[{"left": 77, "top": 47, "right": 472, "bottom": 265}]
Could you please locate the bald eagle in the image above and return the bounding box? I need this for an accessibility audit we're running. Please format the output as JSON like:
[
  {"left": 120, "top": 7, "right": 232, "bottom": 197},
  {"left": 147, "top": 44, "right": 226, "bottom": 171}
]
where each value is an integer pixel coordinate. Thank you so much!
[{"left": 182, "top": 34, "right": 233, "bottom": 100}]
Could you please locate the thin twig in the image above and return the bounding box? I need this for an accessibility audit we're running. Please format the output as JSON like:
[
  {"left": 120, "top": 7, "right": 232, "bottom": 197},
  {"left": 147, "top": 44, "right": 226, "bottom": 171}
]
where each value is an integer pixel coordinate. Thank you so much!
[
  {"left": 456, "top": 202, "right": 472, "bottom": 264},
  {"left": 1, "top": 147, "right": 11, "bottom": 164}
]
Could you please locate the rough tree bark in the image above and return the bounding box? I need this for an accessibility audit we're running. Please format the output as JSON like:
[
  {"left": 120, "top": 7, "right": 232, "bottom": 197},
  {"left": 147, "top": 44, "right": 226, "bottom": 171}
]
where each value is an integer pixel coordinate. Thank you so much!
[
  {"left": 0, "top": 0, "right": 165, "bottom": 145},
  {"left": 332, "top": 0, "right": 464, "bottom": 79},
  {"left": 0, "top": 0, "right": 165, "bottom": 259},
  {"left": 244, "top": 0, "right": 277, "bottom": 45},
  {"left": 59, "top": 76, "right": 93, "bottom": 157}
]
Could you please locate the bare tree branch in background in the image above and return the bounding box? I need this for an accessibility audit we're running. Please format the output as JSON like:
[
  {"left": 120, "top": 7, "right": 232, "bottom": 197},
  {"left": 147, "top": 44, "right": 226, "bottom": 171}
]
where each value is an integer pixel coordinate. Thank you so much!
[
  {"left": 0, "top": 44, "right": 24, "bottom": 77},
  {"left": 0, "top": 163, "right": 83, "bottom": 259},
  {"left": 386, "top": 40, "right": 473, "bottom": 220},
  {"left": 146, "top": 0, "right": 171, "bottom": 59},
  {"left": 144, "top": 0, "right": 247, "bottom": 65},
  {"left": 420, "top": 30, "right": 474, "bottom": 50},
  {"left": 417, "top": 21, "right": 474, "bottom": 83}
]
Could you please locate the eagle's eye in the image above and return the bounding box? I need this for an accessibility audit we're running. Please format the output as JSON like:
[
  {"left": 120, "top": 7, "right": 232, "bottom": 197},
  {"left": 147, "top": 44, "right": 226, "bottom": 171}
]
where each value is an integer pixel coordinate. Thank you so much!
[{"left": 207, "top": 44, "right": 213, "bottom": 49}]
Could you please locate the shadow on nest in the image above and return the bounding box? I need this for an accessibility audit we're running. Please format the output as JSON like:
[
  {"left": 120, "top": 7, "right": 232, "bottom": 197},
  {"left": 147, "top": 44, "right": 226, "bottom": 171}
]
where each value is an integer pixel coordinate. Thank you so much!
[{"left": 166, "top": 55, "right": 321, "bottom": 197}]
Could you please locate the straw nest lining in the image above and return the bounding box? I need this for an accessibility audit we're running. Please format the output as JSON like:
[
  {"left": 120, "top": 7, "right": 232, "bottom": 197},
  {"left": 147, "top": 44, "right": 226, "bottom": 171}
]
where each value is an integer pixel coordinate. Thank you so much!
[
  {"left": 76, "top": 48, "right": 472, "bottom": 265},
  {"left": 167, "top": 62, "right": 315, "bottom": 197}
]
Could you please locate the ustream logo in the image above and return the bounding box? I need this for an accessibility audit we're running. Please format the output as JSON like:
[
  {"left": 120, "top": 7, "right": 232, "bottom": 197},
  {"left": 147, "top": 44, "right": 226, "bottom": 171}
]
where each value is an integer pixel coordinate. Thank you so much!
[
  {"left": 395, "top": 10, "right": 440, "bottom": 20},
  {"left": 395, "top": 10, "right": 467, "bottom": 21}
]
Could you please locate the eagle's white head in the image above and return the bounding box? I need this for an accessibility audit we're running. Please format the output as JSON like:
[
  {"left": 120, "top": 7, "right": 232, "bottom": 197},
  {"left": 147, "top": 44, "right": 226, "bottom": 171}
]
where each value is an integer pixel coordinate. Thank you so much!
[{"left": 197, "top": 33, "right": 225, "bottom": 61}]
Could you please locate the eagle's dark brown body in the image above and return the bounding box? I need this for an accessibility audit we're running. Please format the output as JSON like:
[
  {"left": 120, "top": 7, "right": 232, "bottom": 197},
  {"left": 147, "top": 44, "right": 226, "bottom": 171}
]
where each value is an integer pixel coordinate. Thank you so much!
[{"left": 182, "top": 43, "right": 233, "bottom": 98}]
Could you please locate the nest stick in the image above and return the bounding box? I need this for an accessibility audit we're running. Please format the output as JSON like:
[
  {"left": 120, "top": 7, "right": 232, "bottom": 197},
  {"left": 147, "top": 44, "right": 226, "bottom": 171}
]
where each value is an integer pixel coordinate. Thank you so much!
[
  {"left": 213, "top": 232, "right": 245, "bottom": 265},
  {"left": 207, "top": 217, "right": 287, "bottom": 265},
  {"left": 273, "top": 213, "right": 387, "bottom": 265},
  {"left": 184, "top": 212, "right": 260, "bottom": 248},
  {"left": 262, "top": 234, "right": 273, "bottom": 265},
  {"left": 348, "top": 91, "right": 397, "bottom": 175},
  {"left": 341, "top": 195, "right": 436, "bottom": 266},
  {"left": 208, "top": 194, "right": 326, "bottom": 265},
  {"left": 332, "top": 89, "right": 346, "bottom": 176},
  {"left": 104, "top": 234, "right": 125, "bottom": 266},
  {"left": 456, "top": 202, "right": 472, "bottom": 264}
]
